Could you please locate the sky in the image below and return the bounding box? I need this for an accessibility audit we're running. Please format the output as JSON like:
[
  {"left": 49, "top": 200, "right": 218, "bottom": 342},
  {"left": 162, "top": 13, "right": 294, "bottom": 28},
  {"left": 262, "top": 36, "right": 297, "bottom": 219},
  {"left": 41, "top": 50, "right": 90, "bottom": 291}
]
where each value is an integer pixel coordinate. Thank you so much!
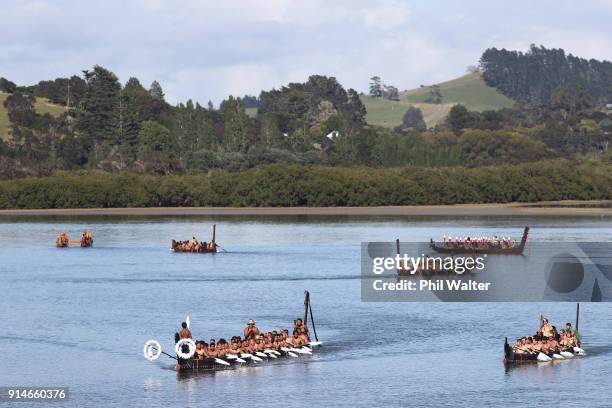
[{"left": 1, "top": 0, "right": 611, "bottom": 105}]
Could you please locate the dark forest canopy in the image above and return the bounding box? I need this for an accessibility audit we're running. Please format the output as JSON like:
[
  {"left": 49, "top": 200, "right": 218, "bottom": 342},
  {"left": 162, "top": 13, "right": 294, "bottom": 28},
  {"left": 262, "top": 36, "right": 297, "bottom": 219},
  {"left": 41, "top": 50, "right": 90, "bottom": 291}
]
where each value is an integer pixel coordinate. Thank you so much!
[
  {"left": 480, "top": 45, "right": 612, "bottom": 107},
  {"left": 1, "top": 45, "right": 611, "bottom": 184},
  {"left": 0, "top": 66, "right": 375, "bottom": 177}
]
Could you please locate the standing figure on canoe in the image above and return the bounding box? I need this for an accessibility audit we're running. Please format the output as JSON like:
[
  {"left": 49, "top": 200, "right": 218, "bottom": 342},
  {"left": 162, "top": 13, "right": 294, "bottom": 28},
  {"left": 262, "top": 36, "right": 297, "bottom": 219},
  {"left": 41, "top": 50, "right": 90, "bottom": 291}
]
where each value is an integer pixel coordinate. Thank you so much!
[
  {"left": 243, "top": 319, "right": 261, "bottom": 340},
  {"left": 540, "top": 317, "right": 554, "bottom": 338},
  {"left": 179, "top": 322, "right": 192, "bottom": 339}
]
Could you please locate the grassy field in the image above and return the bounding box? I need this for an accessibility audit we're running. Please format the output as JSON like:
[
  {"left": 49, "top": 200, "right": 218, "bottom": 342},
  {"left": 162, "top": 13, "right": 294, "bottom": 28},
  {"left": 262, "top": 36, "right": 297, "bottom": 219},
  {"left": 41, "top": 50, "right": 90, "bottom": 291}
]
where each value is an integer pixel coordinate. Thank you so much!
[
  {"left": 362, "top": 73, "right": 515, "bottom": 128},
  {"left": 361, "top": 96, "right": 454, "bottom": 128},
  {"left": 0, "top": 92, "right": 66, "bottom": 140},
  {"left": 403, "top": 72, "right": 514, "bottom": 110}
]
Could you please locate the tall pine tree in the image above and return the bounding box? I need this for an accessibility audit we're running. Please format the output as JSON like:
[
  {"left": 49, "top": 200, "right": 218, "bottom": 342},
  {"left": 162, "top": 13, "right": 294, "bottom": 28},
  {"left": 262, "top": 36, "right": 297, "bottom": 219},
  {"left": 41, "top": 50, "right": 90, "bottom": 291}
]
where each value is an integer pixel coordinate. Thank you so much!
[
  {"left": 76, "top": 65, "right": 121, "bottom": 163},
  {"left": 149, "top": 80, "right": 165, "bottom": 101},
  {"left": 117, "top": 77, "right": 146, "bottom": 160}
]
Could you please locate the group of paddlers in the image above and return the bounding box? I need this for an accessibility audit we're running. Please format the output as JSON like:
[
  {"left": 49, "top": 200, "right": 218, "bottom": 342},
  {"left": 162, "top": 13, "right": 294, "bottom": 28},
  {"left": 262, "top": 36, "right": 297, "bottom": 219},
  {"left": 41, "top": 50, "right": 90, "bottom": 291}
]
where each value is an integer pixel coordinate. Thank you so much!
[
  {"left": 171, "top": 237, "right": 217, "bottom": 253},
  {"left": 442, "top": 235, "right": 517, "bottom": 249},
  {"left": 177, "top": 318, "right": 310, "bottom": 360},
  {"left": 56, "top": 230, "right": 93, "bottom": 248},
  {"left": 512, "top": 318, "right": 580, "bottom": 356}
]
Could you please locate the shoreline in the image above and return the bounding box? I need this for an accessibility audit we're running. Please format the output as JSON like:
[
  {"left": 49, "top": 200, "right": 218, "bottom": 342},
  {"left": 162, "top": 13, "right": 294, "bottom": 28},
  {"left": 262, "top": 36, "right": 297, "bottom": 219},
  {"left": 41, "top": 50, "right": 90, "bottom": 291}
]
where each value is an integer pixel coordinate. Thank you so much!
[{"left": 0, "top": 200, "right": 610, "bottom": 217}]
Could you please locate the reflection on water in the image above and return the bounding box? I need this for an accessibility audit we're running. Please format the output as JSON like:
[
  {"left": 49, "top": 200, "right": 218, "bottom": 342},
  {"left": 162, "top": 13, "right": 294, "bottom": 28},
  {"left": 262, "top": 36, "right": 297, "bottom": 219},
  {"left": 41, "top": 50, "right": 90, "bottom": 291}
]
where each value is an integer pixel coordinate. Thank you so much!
[
  {"left": 0, "top": 215, "right": 611, "bottom": 408},
  {"left": 504, "top": 356, "right": 583, "bottom": 374}
]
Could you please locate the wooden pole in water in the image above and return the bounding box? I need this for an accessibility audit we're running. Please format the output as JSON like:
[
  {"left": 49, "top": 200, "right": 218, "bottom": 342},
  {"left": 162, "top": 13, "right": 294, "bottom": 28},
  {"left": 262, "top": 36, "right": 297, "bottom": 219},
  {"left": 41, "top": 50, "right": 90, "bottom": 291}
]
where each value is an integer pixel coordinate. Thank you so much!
[
  {"left": 519, "top": 226, "right": 530, "bottom": 250},
  {"left": 575, "top": 303, "right": 580, "bottom": 332},
  {"left": 303, "top": 290, "right": 310, "bottom": 327},
  {"left": 212, "top": 224, "right": 216, "bottom": 243}
]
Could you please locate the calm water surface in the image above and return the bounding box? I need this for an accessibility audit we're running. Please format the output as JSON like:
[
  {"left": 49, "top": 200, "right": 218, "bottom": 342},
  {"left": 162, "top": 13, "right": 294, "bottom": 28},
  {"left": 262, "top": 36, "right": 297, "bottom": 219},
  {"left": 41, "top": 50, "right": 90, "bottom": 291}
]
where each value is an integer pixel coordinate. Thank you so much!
[{"left": 1, "top": 215, "right": 611, "bottom": 408}]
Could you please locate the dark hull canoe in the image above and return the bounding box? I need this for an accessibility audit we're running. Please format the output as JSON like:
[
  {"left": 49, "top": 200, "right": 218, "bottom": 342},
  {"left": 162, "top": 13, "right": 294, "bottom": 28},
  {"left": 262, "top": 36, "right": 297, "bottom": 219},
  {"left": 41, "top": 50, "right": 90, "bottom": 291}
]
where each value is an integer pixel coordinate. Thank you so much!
[
  {"left": 503, "top": 337, "right": 579, "bottom": 365},
  {"left": 504, "top": 350, "right": 540, "bottom": 364},
  {"left": 175, "top": 349, "right": 307, "bottom": 372},
  {"left": 176, "top": 357, "right": 235, "bottom": 371},
  {"left": 430, "top": 227, "right": 529, "bottom": 255},
  {"left": 430, "top": 245, "right": 523, "bottom": 255},
  {"left": 171, "top": 243, "right": 217, "bottom": 253}
]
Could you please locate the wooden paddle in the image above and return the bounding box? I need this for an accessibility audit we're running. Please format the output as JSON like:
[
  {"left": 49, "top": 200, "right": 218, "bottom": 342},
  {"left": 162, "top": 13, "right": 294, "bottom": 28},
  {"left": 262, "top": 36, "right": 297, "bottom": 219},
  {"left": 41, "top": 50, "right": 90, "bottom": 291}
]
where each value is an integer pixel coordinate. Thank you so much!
[{"left": 151, "top": 346, "right": 178, "bottom": 360}]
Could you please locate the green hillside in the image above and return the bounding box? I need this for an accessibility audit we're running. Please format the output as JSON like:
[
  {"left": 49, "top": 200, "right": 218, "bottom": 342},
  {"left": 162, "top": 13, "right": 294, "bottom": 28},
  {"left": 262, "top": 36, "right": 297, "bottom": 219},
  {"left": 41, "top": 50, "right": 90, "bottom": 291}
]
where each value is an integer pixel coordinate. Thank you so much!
[
  {"left": 0, "top": 92, "right": 66, "bottom": 140},
  {"left": 361, "top": 96, "right": 454, "bottom": 129},
  {"left": 404, "top": 72, "right": 515, "bottom": 110},
  {"left": 362, "top": 73, "right": 515, "bottom": 128}
]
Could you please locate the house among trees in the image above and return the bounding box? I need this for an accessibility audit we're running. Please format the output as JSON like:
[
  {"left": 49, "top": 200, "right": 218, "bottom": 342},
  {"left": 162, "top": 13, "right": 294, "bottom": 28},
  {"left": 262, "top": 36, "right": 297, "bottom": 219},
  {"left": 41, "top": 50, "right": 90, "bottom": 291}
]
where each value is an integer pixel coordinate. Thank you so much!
[
  {"left": 326, "top": 130, "right": 340, "bottom": 140},
  {"left": 606, "top": 103, "right": 612, "bottom": 110}
]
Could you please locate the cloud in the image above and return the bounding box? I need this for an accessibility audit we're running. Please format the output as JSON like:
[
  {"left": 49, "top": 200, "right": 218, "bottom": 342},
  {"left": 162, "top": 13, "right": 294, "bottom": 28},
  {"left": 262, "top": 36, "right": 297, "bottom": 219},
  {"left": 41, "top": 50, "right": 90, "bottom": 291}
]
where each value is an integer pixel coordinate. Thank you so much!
[
  {"left": 363, "top": 1, "right": 411, "bottom": 30},
  {"left": 0, "top": 0, "right": 610, "bottom": 104}
]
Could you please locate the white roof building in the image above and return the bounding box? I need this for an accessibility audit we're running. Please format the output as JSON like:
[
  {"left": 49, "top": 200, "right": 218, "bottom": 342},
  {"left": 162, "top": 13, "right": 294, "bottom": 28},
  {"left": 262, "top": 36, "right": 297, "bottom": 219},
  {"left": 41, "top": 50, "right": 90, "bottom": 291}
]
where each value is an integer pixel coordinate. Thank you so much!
[{"left": 326, "top": 130, "right": 340, "bottom": 140}]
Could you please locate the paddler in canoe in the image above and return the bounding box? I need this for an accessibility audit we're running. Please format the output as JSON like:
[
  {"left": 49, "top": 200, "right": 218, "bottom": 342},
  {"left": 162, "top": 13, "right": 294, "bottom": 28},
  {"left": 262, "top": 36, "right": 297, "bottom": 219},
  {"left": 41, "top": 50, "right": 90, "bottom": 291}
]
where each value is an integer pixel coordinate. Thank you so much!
[
  {"left": 442, "top": 235, "right": 518, "bottom": 250},
  {"left": 511, "top": 315, "right": 581, "bottom": 358},
  {"left": 171, "top": 238, "right": 217, "bottom": 253},
  {"left": 228, "top": 337, "right": 242, "bottom": 356},
  {"left": 56, "top": 230, "right": 93, "bottom": 247},
  {"left": 80, "top": 230, "right": 94, "bottom": 247},
  {"left": 431, "top": 227, "right": 529, "bottom": 255},
  {"left": 171, "top": 224, "right": 218, "bottom": 253},
  {"left": 155, "top": 291, "right": 320, "bottom": 370},
  {"left": 294, "top": 318, "right": 309, "bottom": 339},
  {"left": 287, "top": 329, "right": 309, "bottom": 347},
  {"left": 195, "top": 341, "right": 208, "bottom": 359},
  {"left": 185, "top": 326, "right": 311, "bottom": 361},
  {"left": 564, "top": 322, "right": 579, "bottom": 340},
  {"left": 560, "top": 329, "right": 580, "bottom": 348},
  {"left": 56, "top": 232, "right": 70, "bottom": 247}
]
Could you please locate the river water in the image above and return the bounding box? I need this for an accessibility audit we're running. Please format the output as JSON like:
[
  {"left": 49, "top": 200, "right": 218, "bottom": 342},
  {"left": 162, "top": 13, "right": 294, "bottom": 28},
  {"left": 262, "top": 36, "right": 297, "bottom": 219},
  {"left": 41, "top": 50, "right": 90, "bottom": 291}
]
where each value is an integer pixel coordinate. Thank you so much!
[{"left": 1, "top": 215, "right": 611, "bottom": 407}]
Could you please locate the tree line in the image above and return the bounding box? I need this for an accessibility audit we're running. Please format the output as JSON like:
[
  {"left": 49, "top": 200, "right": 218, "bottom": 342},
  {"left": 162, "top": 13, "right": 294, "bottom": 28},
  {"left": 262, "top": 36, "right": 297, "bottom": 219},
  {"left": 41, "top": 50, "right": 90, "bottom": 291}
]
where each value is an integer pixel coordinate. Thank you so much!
[
  {"left": 0, "top": 160, "right": 609, "bottom": 209},
  {"left": 480, "top": 45, "right": 612, "bottom": 107},
  {"left": 1, "top": 67, "right": 371, "bottom": 177},
  {"left": 0, "top": 45, "right": 610, "bottom": 184}
]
